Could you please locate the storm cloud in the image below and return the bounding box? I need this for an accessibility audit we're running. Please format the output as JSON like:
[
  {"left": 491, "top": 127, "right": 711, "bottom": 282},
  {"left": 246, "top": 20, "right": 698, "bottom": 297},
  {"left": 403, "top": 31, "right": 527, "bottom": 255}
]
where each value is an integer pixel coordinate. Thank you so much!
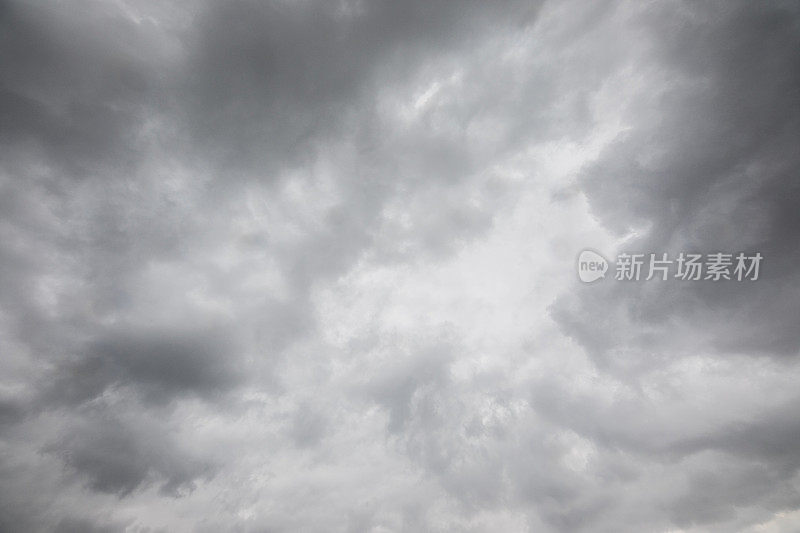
[{"left": 0, "top": 0, "right": 799, "bottom": 531}]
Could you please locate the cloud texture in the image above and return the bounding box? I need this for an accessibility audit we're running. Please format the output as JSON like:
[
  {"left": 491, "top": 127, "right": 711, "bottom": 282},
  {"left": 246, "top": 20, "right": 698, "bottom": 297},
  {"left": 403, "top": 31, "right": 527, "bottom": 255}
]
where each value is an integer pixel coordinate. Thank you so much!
[{"left": 0, "top": 0, "right": 798, "bottom": 531}]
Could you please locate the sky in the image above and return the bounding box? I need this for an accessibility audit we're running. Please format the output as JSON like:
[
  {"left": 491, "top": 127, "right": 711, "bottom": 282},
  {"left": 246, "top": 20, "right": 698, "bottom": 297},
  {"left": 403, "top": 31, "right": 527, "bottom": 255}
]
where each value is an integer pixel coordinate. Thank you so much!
[{"left": 0, "top": 0, "right": 799, "bottom": 531}]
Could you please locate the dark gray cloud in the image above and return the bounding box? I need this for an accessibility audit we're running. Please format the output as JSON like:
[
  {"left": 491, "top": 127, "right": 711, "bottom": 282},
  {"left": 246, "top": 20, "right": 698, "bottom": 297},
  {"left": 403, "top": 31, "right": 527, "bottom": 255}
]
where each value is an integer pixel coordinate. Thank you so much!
[
  {"left": 0, "top": 0, "right": 164, "bottom": 178},
  {"left": 554, "top": 0, "right": 800, "bottom": 361},
  {"left": 179, "top": 0, "right": 542, "bottom": 176},
  {"left": 43, "top": 325, "right": 243, "bottom": 407},
  {"left": 44, "top": 407, "right": 216, "bottom": 497},
  {"left": 1, "top": 0, "right": 799, "bottom": 531}
]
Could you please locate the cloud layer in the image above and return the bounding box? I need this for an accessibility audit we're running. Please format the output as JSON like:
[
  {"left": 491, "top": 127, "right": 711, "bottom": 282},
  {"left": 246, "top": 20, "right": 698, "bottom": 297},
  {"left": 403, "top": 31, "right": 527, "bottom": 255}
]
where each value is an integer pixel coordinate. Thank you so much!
[{"left": 0, "top": 0, "right": 798, "bottom": 531}]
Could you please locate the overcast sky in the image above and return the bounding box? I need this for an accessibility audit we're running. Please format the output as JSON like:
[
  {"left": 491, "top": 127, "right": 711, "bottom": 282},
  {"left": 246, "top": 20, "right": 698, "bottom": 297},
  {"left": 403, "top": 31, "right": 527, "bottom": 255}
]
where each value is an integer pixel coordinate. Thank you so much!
[{"left": 1, "top": 1, "right": 799, "bottom": 531}]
